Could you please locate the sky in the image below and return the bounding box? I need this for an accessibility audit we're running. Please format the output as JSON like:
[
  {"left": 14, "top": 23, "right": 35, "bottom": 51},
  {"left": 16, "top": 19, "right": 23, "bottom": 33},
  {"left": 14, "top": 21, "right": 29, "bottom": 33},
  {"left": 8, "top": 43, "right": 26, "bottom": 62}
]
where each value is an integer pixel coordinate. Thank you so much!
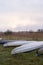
[{"left": 0, "top": 0, "right": 43, "bottom": 32}]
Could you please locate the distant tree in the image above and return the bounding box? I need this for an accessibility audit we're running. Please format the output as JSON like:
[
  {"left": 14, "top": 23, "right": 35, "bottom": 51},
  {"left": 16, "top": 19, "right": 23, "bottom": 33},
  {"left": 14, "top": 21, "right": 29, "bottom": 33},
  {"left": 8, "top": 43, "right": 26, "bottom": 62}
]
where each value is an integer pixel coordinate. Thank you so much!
[
  {"left": 4, "top": 30, "right": 13, "bottom": 35},
  {"left": 37, "top": 29, "right": 43, "bottom": 32},
  {"left": 37, "top": 29, "right": 40, "bottom": 32}
]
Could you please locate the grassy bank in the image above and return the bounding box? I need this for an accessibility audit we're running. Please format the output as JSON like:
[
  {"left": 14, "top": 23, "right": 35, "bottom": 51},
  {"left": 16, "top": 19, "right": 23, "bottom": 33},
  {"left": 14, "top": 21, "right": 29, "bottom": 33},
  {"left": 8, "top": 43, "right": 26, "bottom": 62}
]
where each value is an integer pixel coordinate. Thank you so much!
[{"left": 0, "top": 45, "right": 43, "bottom": 65}]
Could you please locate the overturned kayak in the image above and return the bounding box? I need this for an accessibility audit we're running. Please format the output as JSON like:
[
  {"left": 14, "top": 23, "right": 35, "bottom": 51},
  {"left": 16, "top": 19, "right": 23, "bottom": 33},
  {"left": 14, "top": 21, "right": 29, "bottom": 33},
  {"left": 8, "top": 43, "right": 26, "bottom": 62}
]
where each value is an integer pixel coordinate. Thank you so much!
[
  {"left": 3, "top": 41, "right": 36, "bottom": 47},
  {"left": 11, "top": 42, "right": 43, "bottom": 55}
]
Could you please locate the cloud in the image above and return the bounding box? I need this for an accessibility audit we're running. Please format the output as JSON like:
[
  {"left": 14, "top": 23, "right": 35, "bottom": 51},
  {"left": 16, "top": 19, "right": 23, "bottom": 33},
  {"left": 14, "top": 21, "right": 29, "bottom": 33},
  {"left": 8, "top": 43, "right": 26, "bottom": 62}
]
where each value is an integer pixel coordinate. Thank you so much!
[
  {"left": 0, "top": 0, "right": 43, "bottom": 13},
  {"left": 0, "top": 0, "right": 43, "bottom": 31},
  {"left": 0, "top": 11, "right": 43, "bottom": 31}
]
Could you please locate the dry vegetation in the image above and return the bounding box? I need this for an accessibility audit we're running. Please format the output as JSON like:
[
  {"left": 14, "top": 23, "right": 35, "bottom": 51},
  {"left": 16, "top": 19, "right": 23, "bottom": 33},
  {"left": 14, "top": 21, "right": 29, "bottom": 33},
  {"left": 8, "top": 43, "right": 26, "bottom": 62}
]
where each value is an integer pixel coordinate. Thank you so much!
[{"left": 0, "top": 32, "right": 43, "bottom": 40}]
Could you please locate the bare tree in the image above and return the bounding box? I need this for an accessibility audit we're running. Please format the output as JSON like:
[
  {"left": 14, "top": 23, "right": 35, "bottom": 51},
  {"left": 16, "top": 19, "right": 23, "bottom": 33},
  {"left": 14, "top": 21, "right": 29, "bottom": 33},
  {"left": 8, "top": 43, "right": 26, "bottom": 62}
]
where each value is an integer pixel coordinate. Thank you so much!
[{"left": 4, "top": 30, "right": 13, "bottom": 35}]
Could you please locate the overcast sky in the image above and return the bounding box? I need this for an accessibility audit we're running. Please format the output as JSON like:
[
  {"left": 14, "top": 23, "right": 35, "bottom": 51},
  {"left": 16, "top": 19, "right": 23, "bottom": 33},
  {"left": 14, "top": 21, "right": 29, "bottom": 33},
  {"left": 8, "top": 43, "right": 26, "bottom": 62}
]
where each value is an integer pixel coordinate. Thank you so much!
[{"left": 0, "top": 0, "right": 43, "bottom": 32}]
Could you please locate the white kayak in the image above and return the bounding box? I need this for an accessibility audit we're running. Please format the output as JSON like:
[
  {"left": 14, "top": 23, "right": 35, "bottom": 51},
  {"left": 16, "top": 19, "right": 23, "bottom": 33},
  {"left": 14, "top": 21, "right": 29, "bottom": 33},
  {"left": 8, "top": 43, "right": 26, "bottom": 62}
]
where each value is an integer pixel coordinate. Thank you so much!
[
  {"left": 11, "top": 42, "right": 43, "bottom": 54},
  {"left": 3, "top": 41, "right": 36, "bottom": 47}
]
